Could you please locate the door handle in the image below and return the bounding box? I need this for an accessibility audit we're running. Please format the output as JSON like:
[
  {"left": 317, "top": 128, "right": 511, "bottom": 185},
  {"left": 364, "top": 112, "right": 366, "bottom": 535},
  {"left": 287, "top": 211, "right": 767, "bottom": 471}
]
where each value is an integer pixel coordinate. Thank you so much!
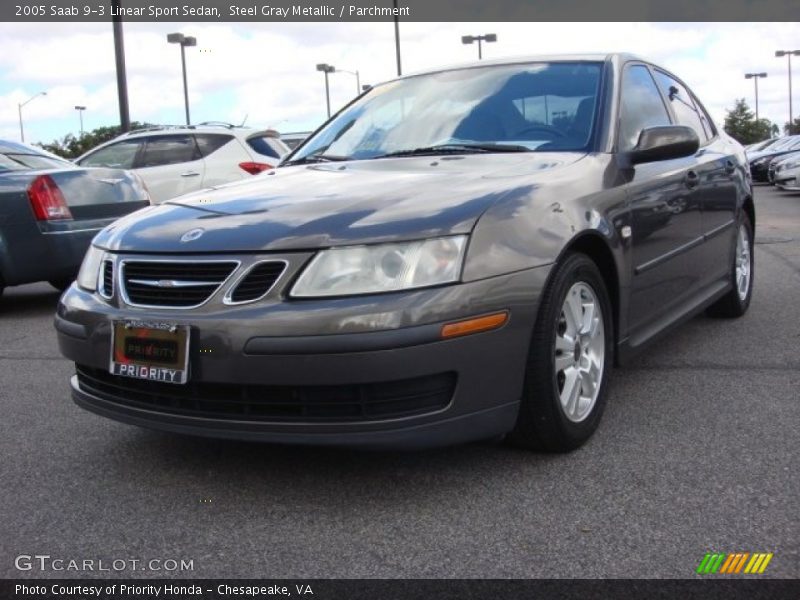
[
  {"left": 684, "top": 170, "right": 700, "bottom": 189},
  {"left": 180, "top": 171, "right": 200, "bottom": 177},
  {"left": 724, "top": 160, "right": 736, "bottom": 175}
]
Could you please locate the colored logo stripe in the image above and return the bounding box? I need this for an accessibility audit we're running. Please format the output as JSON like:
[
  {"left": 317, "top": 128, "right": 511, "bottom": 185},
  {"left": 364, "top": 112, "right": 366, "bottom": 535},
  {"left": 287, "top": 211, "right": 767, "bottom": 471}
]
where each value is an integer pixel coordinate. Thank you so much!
[{"left": 697, "top": 552, "right": 773, "bottom": 574}]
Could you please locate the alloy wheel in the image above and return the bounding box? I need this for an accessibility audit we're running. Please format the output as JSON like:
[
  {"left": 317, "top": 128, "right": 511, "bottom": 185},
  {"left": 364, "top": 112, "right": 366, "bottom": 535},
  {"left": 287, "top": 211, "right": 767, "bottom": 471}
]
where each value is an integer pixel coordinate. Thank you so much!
[{"left": 554, "top": 282, "right": 606, "bottom": 423}]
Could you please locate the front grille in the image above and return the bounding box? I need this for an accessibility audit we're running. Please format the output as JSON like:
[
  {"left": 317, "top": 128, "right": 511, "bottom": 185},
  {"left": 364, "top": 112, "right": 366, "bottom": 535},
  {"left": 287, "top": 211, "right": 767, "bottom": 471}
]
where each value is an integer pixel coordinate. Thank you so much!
[
  {"left": 229, "top": 261, "right": 286, "bottom": 303},
  {"left": 122, "top": 261, "right": 237, "bottom": 307},
  {"left": 76, "top": 365, "right": 455, "bottom": 422},
  {"left": 100, "top": 260, "right": 114, "bottom": 298}
]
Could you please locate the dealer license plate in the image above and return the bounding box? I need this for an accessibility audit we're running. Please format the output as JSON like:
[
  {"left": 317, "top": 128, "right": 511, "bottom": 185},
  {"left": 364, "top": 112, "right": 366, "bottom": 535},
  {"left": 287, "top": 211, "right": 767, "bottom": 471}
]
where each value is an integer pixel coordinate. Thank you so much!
[{"left": 110, "top": 321, "right": 190, "bottom": 384}]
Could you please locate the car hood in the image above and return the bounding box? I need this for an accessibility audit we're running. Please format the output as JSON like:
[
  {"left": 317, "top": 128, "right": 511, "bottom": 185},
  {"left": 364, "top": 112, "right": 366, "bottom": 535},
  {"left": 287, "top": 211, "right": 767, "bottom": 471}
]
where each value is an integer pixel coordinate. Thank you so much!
[{"left": 94, "top": 153, "right": 586, "bottom": 253}]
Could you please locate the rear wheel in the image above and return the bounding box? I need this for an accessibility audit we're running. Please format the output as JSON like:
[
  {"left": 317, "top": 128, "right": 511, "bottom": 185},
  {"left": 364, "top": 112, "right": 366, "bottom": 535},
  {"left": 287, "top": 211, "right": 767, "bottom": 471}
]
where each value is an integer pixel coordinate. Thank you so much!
[
  {"left": 706, "top": 213, "right": 753, "bottom": 318},
  {"left": 508, "top": 253, "right": 613, "bottom": 452}
]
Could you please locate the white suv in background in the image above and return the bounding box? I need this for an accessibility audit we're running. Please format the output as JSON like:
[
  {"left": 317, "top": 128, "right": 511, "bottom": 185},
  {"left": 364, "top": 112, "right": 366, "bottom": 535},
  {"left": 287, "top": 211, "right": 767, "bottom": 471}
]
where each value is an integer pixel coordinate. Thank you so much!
[{"left": 75, "top": 124, "right": 290, "bottom": 203}]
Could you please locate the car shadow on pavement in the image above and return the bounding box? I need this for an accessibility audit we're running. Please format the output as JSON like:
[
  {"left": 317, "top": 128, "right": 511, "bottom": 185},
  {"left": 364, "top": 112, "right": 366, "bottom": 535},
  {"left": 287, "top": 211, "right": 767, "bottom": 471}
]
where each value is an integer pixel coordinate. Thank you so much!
[
  {"left": 100, "top": 425, "right": 575, "bottom": 504},
  {"left": 0, "top": 286, "right": 62, "bottom": 317}
]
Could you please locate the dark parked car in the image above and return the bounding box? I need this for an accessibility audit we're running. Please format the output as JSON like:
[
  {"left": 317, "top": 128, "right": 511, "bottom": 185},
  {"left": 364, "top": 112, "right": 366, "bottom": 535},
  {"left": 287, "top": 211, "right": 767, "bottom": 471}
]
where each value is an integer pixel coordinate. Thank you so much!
[
  {"left": 0, "top": 141, "right": 150, "bottom": 299},
  {"left": 748, "top": 135, "right": 800, "bottom": 182},
  {"left": 55, "top": 54, "right": 754, "bottom": 451}
]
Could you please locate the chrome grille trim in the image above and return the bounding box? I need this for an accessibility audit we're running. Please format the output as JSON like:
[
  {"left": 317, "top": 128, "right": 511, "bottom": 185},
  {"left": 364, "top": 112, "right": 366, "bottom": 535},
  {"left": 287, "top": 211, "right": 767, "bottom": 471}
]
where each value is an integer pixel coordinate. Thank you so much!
[
  {"left": 119, "top": 259, "right": 240, "bottom": 310},
  {"left": 223, "top": 260, "right": 289, "bottom": 305},
  {"left": 99, "top": 259, "right": 114, "bottom": 300}
]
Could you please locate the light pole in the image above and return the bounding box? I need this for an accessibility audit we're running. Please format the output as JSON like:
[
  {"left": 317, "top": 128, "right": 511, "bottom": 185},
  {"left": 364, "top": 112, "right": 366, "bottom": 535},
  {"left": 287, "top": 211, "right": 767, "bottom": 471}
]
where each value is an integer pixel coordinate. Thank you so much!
[
  {"left": 461, "top": 33, "right": 497, "bottom": 60},
  {"left": 74, "top": 105, "right": 86, "bottom": 136},
  {"left": 744, "top": 73, "right": 767, "bottom": 122},
  {"left": 18, "top": 91, "right": 47, "bottom": 143},
  {"left": 316, "top": 63, "right": 335, "bottom": 118},
  {"left": 775, "top": 50, "right": 800, "bottom": 129},
  {"left": 335, "top": 68, "right": 361, "bottom": 95},
  {"left": 167, "top": 32, "right": 197, "bottom": 126},
  {"left": 393, "top": 0, "right": 401, "bottom": 75}
]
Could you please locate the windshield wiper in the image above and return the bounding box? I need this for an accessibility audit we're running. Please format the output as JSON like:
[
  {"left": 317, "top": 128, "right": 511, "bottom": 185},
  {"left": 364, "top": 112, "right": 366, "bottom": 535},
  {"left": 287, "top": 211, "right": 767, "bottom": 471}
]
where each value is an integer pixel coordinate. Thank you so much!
[
  {"left": 282, "top": 152, "right": 351, "bottom": 166},
  {"left": 373, "top": 143, "right": 532, "bottom": 159}
]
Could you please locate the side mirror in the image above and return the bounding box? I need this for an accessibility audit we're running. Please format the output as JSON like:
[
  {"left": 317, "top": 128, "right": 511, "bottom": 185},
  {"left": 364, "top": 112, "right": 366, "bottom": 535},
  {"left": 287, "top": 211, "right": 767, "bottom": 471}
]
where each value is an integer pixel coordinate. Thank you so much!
[{"left": 627, "top": 125, "right": 699, "bottom": 165}]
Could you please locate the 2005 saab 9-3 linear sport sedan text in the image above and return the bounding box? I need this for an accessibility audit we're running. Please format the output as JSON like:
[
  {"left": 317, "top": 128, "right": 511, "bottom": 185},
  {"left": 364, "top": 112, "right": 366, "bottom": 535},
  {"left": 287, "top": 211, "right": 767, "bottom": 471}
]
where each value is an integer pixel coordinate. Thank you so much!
[{"left": 55, "top": 54, "right": 754, "bottom": 452}]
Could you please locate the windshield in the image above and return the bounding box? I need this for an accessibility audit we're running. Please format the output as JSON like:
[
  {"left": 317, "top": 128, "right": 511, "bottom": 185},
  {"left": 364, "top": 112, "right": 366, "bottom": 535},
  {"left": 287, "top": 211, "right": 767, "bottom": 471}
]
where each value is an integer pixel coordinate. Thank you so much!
[{"left": 288, "top": 61, "right": 602, "bottom": 163}]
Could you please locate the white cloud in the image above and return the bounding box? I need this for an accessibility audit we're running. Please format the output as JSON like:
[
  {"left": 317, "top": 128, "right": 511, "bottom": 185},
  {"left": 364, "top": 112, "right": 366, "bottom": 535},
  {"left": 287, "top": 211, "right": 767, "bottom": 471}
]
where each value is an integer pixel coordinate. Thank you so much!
[{"left": 1, "top": 21, "right": 799, "bottom": 143}]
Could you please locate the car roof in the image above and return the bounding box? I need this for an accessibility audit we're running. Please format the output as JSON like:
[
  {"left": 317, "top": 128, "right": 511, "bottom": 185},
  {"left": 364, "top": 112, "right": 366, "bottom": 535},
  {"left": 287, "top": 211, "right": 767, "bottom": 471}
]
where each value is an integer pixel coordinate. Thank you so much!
[
  {"left": 393, "top": 53, "right": 644, "bottom": 81},
  {"left": 115, "top": 124, "right": 279, "bottom": 139}
]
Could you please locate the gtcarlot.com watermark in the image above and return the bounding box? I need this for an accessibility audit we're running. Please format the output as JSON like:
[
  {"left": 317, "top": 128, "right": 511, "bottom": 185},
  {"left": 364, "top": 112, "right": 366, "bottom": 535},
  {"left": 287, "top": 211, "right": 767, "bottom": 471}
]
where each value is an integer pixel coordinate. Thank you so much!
[{"left": 15, "top": 554, "right": 194, "bottom": 572}]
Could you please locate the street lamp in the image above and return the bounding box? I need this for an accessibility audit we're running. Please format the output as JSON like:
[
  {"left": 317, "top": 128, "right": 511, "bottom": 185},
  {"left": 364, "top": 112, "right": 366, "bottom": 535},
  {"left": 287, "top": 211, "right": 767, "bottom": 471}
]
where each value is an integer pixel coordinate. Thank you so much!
[
  {"left": 393, "top": 0, "right": 401, "bottom": 75},
  {"left": 461, "top": 33, "right": 497, "bottom": 60},
  {"left": 335, "top": 68, "right": 361, "bottom": 95},
  {"left": 775, "top": 49, "right": 800, "bottom": 129},
  {"left": 316, "top": 63, "right": 335, "bottom": 119},
  {"left": 74, "top": 105, "right": 86, "bottom": 136},
  {"left": 744, "top": 73, "right": 767, "bottom": 122},
  {"left": 18, "top": 91, "right": 47, "bottom": 143},
  {"left": 167, "top": 32, "right": 197, "bottom": 126}
]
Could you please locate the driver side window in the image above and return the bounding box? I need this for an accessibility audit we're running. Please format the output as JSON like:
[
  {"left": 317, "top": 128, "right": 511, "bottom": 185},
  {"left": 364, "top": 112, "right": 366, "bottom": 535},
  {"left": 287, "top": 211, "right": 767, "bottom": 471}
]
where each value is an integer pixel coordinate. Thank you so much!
[{"left": 618, "top": 65, "right": 672, "bottom": 152}]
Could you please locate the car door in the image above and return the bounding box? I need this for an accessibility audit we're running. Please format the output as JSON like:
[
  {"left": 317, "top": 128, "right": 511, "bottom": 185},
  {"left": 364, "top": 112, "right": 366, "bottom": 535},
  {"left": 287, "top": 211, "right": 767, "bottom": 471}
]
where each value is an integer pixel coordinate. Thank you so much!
[
  {"left": 652, "top": 69, "right": 739, "bottom": 285},
  {"left": 618, "top": 63, "right": 705, "bottom": 338},
  {"left": 135, "top": 134, "right": 205, "bottom": 202}
]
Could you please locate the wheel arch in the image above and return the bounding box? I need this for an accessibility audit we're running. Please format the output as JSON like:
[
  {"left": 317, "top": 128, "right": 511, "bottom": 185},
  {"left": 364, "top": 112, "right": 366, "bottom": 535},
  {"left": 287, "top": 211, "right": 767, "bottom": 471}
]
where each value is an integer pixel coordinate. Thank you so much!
[
  {"left": 742, "top": 195, "right": 755, "bottom": 232},
  {"left": 544, "top": 231, "right": 621, "bottom": 360}
]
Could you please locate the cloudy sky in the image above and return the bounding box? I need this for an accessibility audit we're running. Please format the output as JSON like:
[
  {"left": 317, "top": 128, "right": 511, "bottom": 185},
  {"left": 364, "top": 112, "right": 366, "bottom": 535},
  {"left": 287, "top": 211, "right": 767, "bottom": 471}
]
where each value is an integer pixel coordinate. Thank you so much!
[{"left": 1, "top": 21, "right": 799, "bottom": 146}]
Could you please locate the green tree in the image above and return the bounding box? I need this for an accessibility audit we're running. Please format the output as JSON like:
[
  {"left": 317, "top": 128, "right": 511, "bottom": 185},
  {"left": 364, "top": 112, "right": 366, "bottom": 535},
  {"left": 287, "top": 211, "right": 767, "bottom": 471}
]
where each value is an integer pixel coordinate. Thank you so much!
[
  {"left": 723, "top": 98, "right": 776, "bottom": 144},
  {"left": 35, "top": 121, "right": 154, "bottom": 159},
  {"left": 785, "top": 117, "right": 800, "bottom": 135}
]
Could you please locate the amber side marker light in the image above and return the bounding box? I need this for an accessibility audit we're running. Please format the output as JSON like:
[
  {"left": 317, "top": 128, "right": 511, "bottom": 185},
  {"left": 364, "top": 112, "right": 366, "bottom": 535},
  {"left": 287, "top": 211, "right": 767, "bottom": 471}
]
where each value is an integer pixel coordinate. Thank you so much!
[{"left": 441, "top": 311, "right": 509, "bottom": 339}]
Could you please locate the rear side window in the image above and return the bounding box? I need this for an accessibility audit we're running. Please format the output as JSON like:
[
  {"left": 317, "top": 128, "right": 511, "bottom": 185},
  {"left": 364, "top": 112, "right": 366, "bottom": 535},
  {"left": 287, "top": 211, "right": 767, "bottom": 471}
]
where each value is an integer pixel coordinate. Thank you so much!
[
  {"left": 139, "top": 135, "right": 199, "bottom": 167},
  {"left": 618, "top": 65, "right": 672, "bottom": 152},
  {"left": 653, "top": 71, "right": 710, "bottom": 143},
  {"left": 195, "top": 134, "right": 234, "bottom": 157},
  {"left": 246, "top": 136, "right": 281, "bottom": 160},
  {"left": 79, "top": 140, "right": 142, "bottom": 169}
]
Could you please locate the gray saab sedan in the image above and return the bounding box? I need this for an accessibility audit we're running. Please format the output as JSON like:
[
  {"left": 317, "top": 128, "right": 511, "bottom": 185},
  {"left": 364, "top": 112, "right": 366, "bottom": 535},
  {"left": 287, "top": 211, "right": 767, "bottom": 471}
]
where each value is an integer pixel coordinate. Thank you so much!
[{"left": 55, "top": 54, "right": 754, "bottom": 451}]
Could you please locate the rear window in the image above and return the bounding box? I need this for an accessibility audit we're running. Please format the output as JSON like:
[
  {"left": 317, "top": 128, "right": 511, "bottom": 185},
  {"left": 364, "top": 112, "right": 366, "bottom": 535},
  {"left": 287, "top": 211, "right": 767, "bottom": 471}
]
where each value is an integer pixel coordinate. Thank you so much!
[
  {"left": 195, "top": 134, "right": 234, "bottom": 157},
  {"left": 246, "top": 136, "right": 283, "bottom": 160},
  {"left": 0, "top": 152, "right": 72, "bottom": 171}
]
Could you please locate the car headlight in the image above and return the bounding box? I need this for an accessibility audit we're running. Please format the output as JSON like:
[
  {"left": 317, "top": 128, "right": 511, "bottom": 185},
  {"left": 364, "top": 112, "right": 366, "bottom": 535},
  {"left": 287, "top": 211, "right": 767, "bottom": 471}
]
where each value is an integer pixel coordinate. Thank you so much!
[
  {"left": 782, "top": 161, "right": 799, "bottom": 170},
  {"left": 76, "top": 245, "right": 105, "bottom": 292},
  {"left": 291, "top": 235, "right": 468, "bottom": 297}
]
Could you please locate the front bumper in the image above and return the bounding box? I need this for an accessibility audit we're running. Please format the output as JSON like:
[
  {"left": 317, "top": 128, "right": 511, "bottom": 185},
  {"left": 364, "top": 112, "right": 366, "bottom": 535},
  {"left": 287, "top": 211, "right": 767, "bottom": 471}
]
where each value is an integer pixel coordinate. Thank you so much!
[
  {"left": 56, "top": 266, "right": 550, "bottom": 449},
  {"left": 774, "top": 169, "right": 800, "bottom": 190}
]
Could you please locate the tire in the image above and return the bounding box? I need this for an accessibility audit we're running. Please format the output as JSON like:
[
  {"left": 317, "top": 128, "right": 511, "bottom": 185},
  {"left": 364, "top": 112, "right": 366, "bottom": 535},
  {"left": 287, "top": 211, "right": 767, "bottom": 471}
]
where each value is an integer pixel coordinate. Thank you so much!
[
  {"left": 48, "top": 279, "right": 73, "bottom": 292},
  {"left": 508, "top": 252, "right": 614, "bottom": 452},
  {"left": 706, "top": 212, "right": 754, "bottom": 318}
]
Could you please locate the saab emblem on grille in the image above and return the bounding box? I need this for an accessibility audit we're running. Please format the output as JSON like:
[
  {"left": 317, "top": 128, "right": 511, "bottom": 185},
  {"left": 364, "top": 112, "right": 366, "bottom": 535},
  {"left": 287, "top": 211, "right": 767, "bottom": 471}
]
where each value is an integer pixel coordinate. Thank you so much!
[{"left": 180, "top": 228, "right": 204, "bottom": 243}]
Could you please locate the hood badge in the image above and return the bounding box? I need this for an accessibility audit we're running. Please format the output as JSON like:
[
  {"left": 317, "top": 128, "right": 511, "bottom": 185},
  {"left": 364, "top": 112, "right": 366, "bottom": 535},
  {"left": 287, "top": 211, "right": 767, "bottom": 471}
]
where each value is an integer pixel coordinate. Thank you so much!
[{"left": 180, "top": 228, "right": 205, "bottom": 243}]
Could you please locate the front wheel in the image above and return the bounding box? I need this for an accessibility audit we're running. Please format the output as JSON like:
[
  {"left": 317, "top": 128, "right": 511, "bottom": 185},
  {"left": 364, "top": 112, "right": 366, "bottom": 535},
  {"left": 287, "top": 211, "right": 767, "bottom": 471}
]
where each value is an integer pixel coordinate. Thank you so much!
[
  {"left": 508, "top": 253, "right": 614, "bottom": 452},
  {"left": 706, "top": 213, "right": 754, "bottom": 318}
]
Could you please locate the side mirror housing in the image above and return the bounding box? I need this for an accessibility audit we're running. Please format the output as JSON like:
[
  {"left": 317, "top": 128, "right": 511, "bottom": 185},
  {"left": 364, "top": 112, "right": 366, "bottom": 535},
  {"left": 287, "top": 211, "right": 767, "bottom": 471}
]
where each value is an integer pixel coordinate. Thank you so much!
[{"left": 627, "top": 125, "right": 699, "bottom": 165}]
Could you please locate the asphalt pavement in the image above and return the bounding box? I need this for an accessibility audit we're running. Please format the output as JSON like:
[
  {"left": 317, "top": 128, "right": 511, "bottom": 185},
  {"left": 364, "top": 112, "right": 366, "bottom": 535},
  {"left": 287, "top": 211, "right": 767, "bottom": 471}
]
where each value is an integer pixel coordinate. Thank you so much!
[{"left": 1, "top": 186, "right": 798, "bottom": 579}]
